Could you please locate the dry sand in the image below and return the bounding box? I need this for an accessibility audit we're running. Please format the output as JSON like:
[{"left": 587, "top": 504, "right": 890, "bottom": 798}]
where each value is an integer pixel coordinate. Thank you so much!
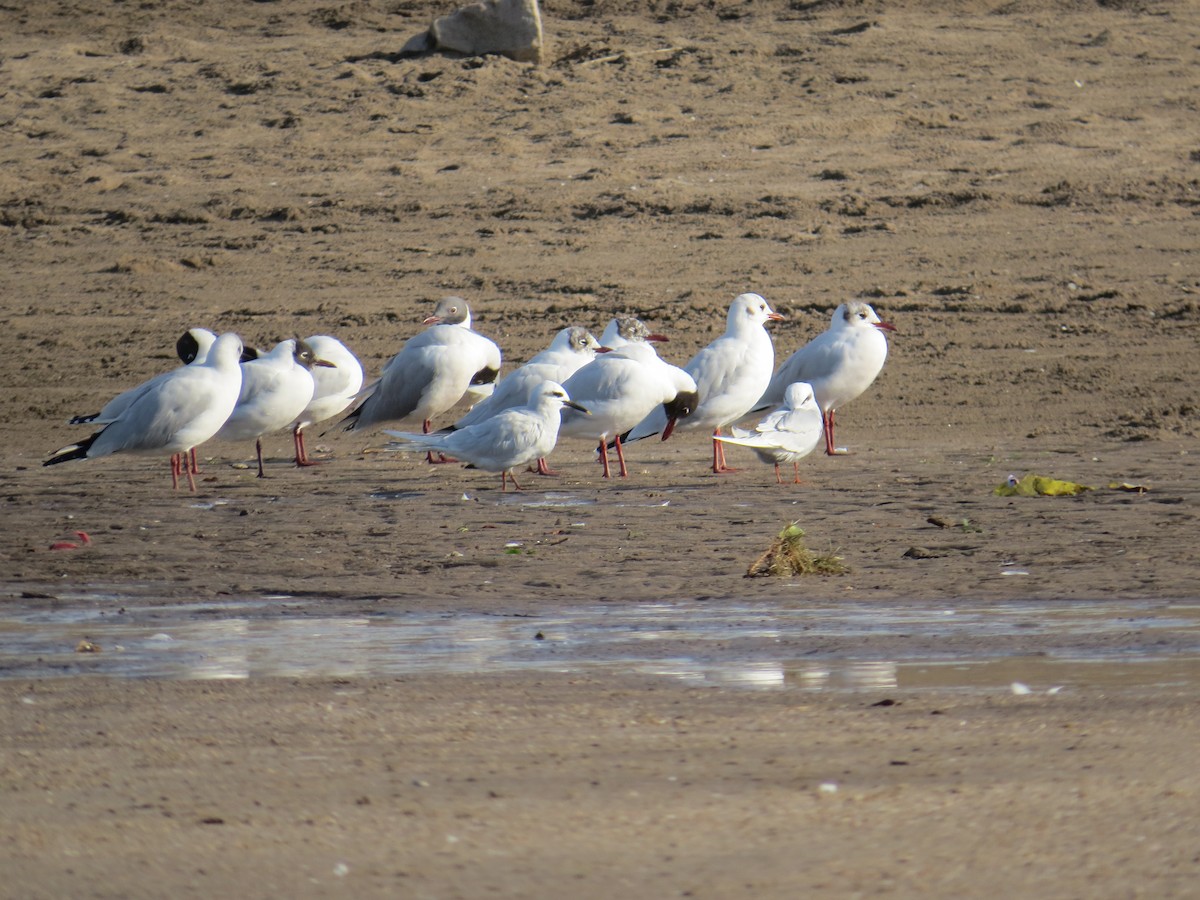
[{"left": 2, "top": 0, "right": 1199, "bottom": 896}]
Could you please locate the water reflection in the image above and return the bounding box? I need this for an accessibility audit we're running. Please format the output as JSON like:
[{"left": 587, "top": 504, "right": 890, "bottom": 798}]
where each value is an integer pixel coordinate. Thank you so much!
[{"left": 1, "top": 599, "right": 1198, "bottom": 691}]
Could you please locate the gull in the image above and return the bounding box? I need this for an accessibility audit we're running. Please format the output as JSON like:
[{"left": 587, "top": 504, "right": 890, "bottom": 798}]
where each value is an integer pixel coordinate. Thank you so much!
[
  {"left": 756, "top": 300, "right": 894, "bottom": 455},
  {"left": 340, "top": 297, "right": 502, "bottom": 461},
  {"left": 69, "top": 327, "right": 260, "bottom": 476},
  {"left": 290, "top": 335, "right": 364, "bottom": 466},
  {"left": 624, "top": 293, "right": 784, "bottom": 473},
  {"left": 384, "top": 380, "right": 588, "bottom": 491},
  {"left": 215, "top": 338, "right": 333, "bottom": 477},
  {"left": 715, "top": 382, "right": 823, "bottom": 483},
  {"left": 559, "top": 337, "right": 698, "bottom": 478},
  {"left": 44, "top": 332, "right": 245, "bottom": 491},
  {"left": 448, "top": 325, "right": 604, "bottom": 475}
]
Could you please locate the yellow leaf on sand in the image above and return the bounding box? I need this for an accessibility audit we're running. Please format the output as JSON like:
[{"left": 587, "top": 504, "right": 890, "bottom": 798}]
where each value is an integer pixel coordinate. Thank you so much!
[
  {"left": 993, "top": 474, "right": 1094, "bottom": 497},
  {"left": 1108, "top": 481, "right": 1149, "bottom": 493}
]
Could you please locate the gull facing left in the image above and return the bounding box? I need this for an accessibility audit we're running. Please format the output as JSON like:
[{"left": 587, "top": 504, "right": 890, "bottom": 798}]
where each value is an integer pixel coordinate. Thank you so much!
[{"left": 385, "top": 380, "right": 588, "bottom": 491}]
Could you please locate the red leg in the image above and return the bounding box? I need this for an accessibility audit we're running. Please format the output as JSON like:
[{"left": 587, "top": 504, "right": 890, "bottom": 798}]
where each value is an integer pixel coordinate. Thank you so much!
[
  {"left": 712, "top": 428, "right": 739, "bottom": 474},
  {"left": 613, "top": 433, "right": 629, "bottom": 477},
  {"left": 423, "top": 419, "right": 437, "bottom": 464},
  {"left": 824, "top": 410, "right": 836, "bottom": 455},
  {"left": 294, "top": 425, "right": 319, "bottom": 467},
  {"left": 598, "top": 438, "right": 611, "bottom": 479},
  {"left": 503, "top": 469, "right": 523, "bottom": 492},
  {"left": 423, "top": 418, "right": 457, "bottom": 464},
  {"left": 773, "top": 462, "right": 783, "bottom": 484},
  {"left": 189, "top": 447, "right": 200, "bottom": 475},
  {"left": 170, "top": 453, "right": 181, "bottom": 491},
  {"left": 533, "top": 457, "right": 558, "bottom": 476},
  {"left": 793, "top": 462, "right": 802, "bottom": 484}
]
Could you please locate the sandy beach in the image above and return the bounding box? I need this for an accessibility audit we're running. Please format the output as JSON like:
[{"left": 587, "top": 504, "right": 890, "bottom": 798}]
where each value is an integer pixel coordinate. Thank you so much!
[{"left": 2, "top": 0, "right": 1199, "bottom": 895}]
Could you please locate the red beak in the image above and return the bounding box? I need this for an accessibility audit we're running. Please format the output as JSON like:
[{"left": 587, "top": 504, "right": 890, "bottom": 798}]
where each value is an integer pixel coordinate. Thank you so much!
[{"left": 875, "top": 321, "right": 896, "bottom": 332}]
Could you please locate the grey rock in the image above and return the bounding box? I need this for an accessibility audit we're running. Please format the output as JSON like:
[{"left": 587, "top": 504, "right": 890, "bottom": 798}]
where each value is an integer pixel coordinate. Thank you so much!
[{"left": 430, "top": 0, "right": 544, "bottom": 64}]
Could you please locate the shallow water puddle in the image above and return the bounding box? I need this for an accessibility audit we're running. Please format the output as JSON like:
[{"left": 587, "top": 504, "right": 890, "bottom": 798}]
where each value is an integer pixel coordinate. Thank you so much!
[{"left": 1, "top": 600, "right": 1198, "bottom": 691}]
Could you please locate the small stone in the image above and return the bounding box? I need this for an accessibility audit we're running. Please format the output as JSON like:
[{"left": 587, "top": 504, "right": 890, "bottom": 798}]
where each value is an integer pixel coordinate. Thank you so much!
[{"left": 903, "top": 546, "right": 940, "bottom": 559}]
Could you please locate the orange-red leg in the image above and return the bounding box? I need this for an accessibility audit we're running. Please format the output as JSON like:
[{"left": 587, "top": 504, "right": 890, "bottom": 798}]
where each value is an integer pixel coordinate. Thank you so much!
[
  {"left": 712, "top": 428, "right": 738, "bottom": 474},
  {"left": 294, "top": 425, "right": 319, "bottom": 467},
  {"left": 423, "top": 418, "right": 457, "bottom": 464},
  {"left": 823, "top": 410, "right": 837, "bottom": 455}
]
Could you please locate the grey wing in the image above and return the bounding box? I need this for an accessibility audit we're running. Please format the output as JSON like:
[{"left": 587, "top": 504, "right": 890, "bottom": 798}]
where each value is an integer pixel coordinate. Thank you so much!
[
  {"left": 772, "top": 409, "right": 824, "bottom": 454},
  {"left": 90, "top": 376, "right": 197, "bottom": 454},
  {"left": 84, "top": 371, "right": 172, "bottom": 425},
  {"left": 761, "top": 339, "right": 836, "bottom": 409},
  {"left": 351, "top": 353, "right": 435, "bottom": 428},
  {"left": 775, "top": 339, "right": 845, "bottom": 392}
]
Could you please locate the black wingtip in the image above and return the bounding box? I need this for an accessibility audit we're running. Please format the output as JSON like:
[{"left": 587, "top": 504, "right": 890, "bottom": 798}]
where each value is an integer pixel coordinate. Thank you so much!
[
  {"left": 44, "top": 432, "right": 98, "bottom": 467},
  {"left": 335, "top": 404, "right": 363, "bottom": 434}
]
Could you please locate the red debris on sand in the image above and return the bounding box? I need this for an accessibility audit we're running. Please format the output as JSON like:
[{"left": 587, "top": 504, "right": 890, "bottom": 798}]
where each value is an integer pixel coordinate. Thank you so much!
[{"left": 49, "top": 531, "right": 92, "bottom": 551}]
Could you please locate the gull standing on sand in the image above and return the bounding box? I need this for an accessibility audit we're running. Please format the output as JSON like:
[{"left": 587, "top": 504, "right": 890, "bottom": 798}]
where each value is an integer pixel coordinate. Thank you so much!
[
  {"left": 44, "top": 332, "right": 246, "bottom": 491},
  {"left": 559, "top": 332, "right": 699, "bottom": 479},
  {"left": 385, "top": 380, "right": 588, "bottom": 492},
  {"left": 215, "top": 338, "right": 333, "bottom": 478},
  {"left": 624, "top": 293, "right": 784, "bottom": 473},
  {"left": 290, "top": 335, "right": 364, "bottom": 466},
  {"left": 340, "top": 298, "right": 502, "bottom": 460},
  {"left": 756, "top": 300, "right": 894, "bottom": 455},
  {"left": 715, "top": 382, "right": 823, "bottom": 484},
  {"left": 448, "top": 325, "right": 604, "bottom": 475}
]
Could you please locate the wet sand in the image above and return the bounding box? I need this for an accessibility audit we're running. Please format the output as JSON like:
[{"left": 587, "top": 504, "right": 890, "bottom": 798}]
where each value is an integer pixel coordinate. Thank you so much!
[{"left": 2, "top": 0, "right": 1199, "bottom": 895}]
